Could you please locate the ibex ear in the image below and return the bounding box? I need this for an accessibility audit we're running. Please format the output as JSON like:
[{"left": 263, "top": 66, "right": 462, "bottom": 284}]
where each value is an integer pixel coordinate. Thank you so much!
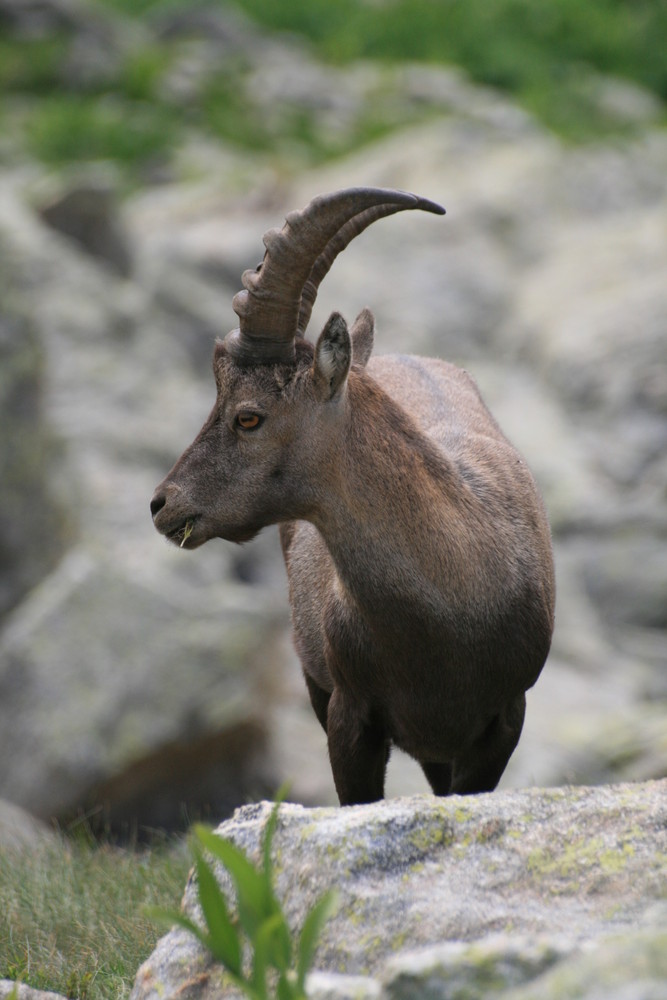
[
  {"left": 350, "top": 308, "right": 374, "bottom": 368},
  {"left": 314, "top": 312, "right": 351, "bottom": 399}
]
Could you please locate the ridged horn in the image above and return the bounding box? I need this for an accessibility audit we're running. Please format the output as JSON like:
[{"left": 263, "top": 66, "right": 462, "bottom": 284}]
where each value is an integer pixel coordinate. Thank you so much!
[{"left": 224, "top": 187, "right": 445, "bottom": 364}]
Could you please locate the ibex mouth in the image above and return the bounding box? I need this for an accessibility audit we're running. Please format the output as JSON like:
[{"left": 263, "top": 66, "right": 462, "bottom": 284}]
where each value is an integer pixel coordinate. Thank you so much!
[{"left": 165, "top": 518, "right": 199, "bottom": 549}]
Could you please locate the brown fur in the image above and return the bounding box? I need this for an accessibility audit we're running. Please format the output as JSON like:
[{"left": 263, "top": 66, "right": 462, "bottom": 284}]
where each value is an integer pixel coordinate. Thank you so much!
[{"left": 152, "top": 310, "right": 555, "bottom": 805}]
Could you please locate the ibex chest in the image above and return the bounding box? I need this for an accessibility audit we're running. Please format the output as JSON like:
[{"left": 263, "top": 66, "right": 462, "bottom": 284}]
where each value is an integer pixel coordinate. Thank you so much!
[{"left": 323, "top": 575, "right": 458, "bottom": 692}]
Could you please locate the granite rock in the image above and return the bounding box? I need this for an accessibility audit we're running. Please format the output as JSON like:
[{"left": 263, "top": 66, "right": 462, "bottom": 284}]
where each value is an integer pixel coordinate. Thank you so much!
[{"left": 131, "top": 781, "right": 667, "bottom": 999}]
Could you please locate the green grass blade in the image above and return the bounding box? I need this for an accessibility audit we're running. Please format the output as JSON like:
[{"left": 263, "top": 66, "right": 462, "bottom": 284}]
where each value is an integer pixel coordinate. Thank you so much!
[
  {"left": 262, "top": 801, "right": 279, "bottom": 882},
  {"left": 296, "top": 891, "right": 338, "bottom": 991},
  {"left": 262, "top": 784, "right": 290, "bottom": 881},
  {"left": 194, "top": 849, "right": 243, "bottom": 974},
  {"left": 258, "top": 794, "right": 292, "bottom": 970},
  {"left": 277, "top": 971, "right": 299, "bottom": 1000},
  {"left": 264, "top": 909, "right": 292, "bottom": 973},
  {"left": 194, "top": 826, "right": 275, "bottom": 936},
  {"left": 250, "top": 912, "right": 290, "bottom": 997}
]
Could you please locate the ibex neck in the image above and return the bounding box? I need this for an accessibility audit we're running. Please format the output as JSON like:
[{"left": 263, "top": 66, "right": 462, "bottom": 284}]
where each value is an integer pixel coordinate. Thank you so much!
[{"left": 311, "top": 373, "right": 466, "bottom": 613}]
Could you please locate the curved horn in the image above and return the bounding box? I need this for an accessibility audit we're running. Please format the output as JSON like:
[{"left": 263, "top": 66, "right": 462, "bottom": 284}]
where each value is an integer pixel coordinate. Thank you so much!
[
  {"left": 225, "top": 187, "right": 445, "bottom": 365},
  {"left": 296, "top": 195, "right": 444, "bottom": 337}
]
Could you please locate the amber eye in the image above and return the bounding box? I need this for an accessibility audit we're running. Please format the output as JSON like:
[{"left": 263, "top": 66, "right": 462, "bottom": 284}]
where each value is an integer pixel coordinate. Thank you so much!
[{"left": 236, "top": 412, "right": 262, "bottom": 430}]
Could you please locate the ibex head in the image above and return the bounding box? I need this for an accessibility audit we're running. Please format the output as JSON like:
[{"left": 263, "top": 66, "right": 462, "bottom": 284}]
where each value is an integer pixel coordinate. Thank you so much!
[{"left": 150, "top": 187, "right": 445, "bottom": 548}]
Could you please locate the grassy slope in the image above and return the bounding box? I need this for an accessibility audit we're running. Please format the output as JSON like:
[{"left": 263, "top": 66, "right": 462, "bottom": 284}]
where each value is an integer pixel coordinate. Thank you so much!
[
  {"left": 96, "top": 0, "right": 667, "bottom": 99},
  {"left": 0, "top": 0, "right": 665, "bottom": 183},
  {"left": 0, "top": 835, "right": 191, "bottom": 999},
  {"left": 236, "top": 0, "right": 667, "bottom": 140},
  {"left": 99, "top": 0, "right": 667, "bottom": 107},
  {"left": 232, "top": 0, "right": 667, "bottom": 97}
]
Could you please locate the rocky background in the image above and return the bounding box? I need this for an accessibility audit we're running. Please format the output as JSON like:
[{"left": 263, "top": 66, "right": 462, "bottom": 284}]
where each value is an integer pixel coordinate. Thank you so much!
[{"left": 0, "top": 0, "right": 666, "bottom": 839}]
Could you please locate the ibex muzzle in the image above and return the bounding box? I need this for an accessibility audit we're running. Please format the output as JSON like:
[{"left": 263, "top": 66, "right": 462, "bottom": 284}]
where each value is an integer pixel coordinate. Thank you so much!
[{"left": 151, "top": 187, "right": 555, "bottom": 805}]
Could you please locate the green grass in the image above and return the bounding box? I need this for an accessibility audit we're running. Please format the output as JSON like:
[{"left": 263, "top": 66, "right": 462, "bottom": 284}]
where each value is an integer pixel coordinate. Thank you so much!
[
  {"left": 0, "top": 35, "right": 72, "bottom": 94},
  {"left": 196, "top": 65, "right": 423, "bottom": 165},
  {"left": 96, "top": 0, "right": 667, "bottom": 102},
  {"left": 24, "top": 94, "right": 177, "bottom": 170},
  {"left": 0, "top": 833, "right": 191, "bottom": 999},
  {"left": 119, "top": 45, "right": 174, "bottom": 103},
  {"left": 228, "top": 0, "right": 667, "bottom": 140},
  {"left": 2, "top": 0, "right": 665, "bottom": 181}
]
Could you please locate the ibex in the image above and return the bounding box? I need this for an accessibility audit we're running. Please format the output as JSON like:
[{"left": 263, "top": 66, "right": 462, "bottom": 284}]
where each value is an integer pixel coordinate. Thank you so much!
[{"left": 151, "top": 187, "right": 555, "bottom": 805}]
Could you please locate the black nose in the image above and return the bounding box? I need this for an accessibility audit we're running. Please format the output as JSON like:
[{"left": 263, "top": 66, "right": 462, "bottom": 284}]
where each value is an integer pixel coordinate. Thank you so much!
[{"left": 150, "top": 492, "right": 166, "bottom": 519}]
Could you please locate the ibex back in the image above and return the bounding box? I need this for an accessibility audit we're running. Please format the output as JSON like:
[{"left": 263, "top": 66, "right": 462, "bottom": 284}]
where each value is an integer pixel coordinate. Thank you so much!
[{"left": 151, "top": 187, "right": 555, "bottom": 805}]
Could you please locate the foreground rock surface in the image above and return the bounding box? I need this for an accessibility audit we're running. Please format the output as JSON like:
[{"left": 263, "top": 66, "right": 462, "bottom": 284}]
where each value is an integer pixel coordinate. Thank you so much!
[
  {"left": 132, "top": 780, "right": 667, "bottom": 999},
  {"left": 0, "top": 983, "right": 67, "bottom": 1000}
]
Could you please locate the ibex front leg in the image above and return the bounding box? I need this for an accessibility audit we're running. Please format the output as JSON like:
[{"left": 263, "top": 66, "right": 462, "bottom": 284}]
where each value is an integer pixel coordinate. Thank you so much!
[{"left": 326, "top": 687, "right": 390, "bottom": 805}]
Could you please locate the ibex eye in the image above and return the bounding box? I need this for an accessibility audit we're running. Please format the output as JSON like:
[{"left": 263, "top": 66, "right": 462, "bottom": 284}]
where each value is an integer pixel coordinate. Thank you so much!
[{"left": 236, "top": 412, "right": 262, "bottom": 430}]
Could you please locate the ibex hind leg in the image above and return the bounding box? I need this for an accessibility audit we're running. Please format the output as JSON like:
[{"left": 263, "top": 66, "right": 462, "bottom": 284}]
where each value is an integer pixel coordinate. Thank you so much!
[
  {"left": 304, "top": 672, "right": 331, "bottom": 733},
  {"left": 327, "top": 687, "right": 390, "bottom": 805},
  {"left": 450, "top": 693, "right": 526, "bottom": 795}
]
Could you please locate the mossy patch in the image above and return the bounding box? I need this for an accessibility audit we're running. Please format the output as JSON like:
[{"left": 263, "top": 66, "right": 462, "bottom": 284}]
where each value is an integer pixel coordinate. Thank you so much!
[
  {"left": 454, "top": 805, "right": 474, "bottom": 825},
  {"left": 526, "top": 835, "right": 637, "bottom": 889},
  {"left": 406, "top": 819, "right": 453, "bottom": 855}
]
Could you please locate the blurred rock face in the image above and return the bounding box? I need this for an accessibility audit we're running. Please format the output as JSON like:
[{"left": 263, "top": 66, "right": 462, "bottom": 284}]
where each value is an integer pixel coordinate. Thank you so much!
[
  {"left": 0, "top": 551, "right": 281, "bottom": 832},
  {"left": 37, "top": 177, "right": 133, "bottom": 277},
  {"left": 0, "top": 27, "right": 665, "bottom": 831},
  {"left": 0, "top": 275, "right": 71, "bottom": 619}
]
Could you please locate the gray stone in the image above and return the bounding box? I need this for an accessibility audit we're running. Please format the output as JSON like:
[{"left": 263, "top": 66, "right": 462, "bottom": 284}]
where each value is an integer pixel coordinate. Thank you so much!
[
  {"left": 0, "top": 0, "right": 99, "bottom": 36},
  {"left": 0, "top": 799, "right": 55, "bottom": 853},
  {"left": 0, "top": 982, "right": 67, "bottom": 1000},
  {"left": 307, "top": 972, "right": 380, "bottom": 1000},
  {"left": 0, "top": 0, "right": 130, "bottom": 88},
  {"left": 149, "top": 3, "right": 254, "bottom": 48},
  {"left": 382, "top": 934, "right": 577, "bottom": 1000},
  {"left": 582, "top": 533, "right": 667, "bottom": 630},
  {"left": 37, "top": 175, "right": 133, "bottom": 277},
  {"left": 501, "top": 922, "right": 667, "bottom": 1000},
  {"left": 0, "top": 268, "right": 71, "bottom": 621},
  {"left": 0, "top": 549, "right": 283, "bottom": 831},
  {"left": 381, "top": 921, "right": 667, "bottom": 1000},
  {"left": 588, "top": 75, "right": 664, "bottom": 127},
  {"left": 131, "top": 781, "right": 667, "bottom": 999}
]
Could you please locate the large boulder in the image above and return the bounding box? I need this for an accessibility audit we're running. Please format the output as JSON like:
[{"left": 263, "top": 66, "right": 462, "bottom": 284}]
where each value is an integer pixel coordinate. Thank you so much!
[
  {"left": 36, "top": 174, "right": 133, "bottom": 277},
  {"left": 0, "top": 548, "right": 283, "bottom": 832},
  {"left": 0, "top": 245, "right": 71, "bottom": 620},
  {"left": 131, "top": 780, "right": 667, "bottom": 999},
  {"left": 0, "top": 798, "right": 55, "bottom": 853}
]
